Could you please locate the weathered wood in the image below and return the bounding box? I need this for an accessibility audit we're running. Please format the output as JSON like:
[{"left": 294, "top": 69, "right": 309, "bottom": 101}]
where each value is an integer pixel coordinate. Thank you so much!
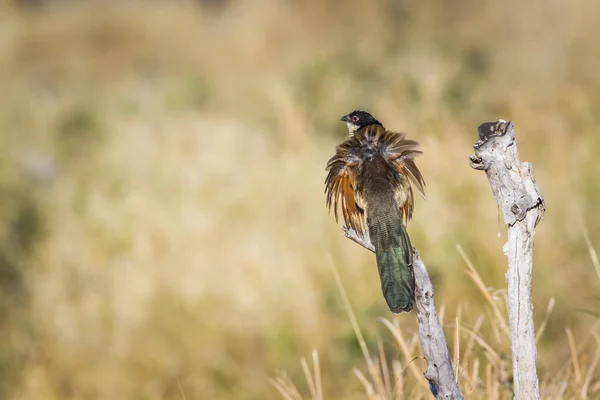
[
  {"left": 470, "top": 120, "right": 545, "bottom": 400},
  {"left": 343, "top": 227, "right": 464, "bottom": 399}
]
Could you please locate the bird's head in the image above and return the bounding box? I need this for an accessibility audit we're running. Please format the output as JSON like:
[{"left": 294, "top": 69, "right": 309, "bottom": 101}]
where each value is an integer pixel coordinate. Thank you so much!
[{"left": 340, "top": 110, "right": 382, "bottom": 135}]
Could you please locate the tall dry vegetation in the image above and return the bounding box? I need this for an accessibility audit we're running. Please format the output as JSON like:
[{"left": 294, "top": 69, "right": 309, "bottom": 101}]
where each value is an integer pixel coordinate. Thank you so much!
[{"left": 0, "top": 0, "right": 599, "bottom": 398}]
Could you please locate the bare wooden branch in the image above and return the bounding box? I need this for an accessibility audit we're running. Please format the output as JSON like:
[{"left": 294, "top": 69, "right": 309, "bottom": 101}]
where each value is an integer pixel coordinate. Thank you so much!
[
  {"left": 470, "top": 120, "right": 545, "bottom": 400},
  {"left": 343, "top": 226, "right": 374, "bottom": 253},
  {"left": 343, "top": 226, "right": 464, "bottom": 399}
]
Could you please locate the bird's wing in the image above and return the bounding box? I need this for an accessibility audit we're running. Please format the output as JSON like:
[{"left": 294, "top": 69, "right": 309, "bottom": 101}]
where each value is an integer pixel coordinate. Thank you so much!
[
  {"left": 399, "top": 185, "right": 414, "bottom": 225},
  {"left": 325, "top": 153, "right": 366, "bottom": 237},
  {"left": 385, "top": 132, "right": 426, "bottom": 200},
  {"left": 400, "top": 158, "right": 426, "bottom": 200}
]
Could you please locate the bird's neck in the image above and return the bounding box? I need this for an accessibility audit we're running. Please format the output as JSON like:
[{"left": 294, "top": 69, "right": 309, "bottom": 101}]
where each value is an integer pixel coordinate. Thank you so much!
[{"left": 350, "top": 122, "right": 384, "bottom": 136}]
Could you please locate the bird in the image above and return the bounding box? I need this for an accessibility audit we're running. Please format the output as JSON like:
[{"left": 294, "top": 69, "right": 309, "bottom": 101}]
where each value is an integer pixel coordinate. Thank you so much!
[{"left": 325, "top": 110, "right": 425, "bottom": 313}]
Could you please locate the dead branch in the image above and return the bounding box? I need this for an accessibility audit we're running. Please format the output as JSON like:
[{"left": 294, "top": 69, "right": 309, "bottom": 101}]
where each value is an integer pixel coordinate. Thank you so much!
[
  {"left": 343, "top": 226, "right": 464, "bottom": 399},
  {"left": 470, "top": 120, "right": 545, "bottom": 399}
]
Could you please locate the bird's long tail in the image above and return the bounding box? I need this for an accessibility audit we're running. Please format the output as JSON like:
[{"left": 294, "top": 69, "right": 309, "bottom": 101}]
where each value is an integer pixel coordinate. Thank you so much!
[{"left": 367, "top": 204, "right": 415, "bottom": 313}]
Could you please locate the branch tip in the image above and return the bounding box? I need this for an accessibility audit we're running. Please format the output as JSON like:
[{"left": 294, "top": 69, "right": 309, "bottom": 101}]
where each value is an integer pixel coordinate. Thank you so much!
[{"left": 475, "top": 120, "right": 513, "bottom": 148}]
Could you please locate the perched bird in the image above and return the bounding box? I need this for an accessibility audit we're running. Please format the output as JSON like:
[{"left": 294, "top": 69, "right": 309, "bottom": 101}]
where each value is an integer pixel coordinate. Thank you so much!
[{"left": 325, "top": 110, "right": 425, "bottom": 313}]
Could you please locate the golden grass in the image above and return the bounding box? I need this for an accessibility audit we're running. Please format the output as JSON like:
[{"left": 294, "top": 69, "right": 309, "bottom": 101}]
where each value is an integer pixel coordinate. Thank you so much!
[
  {"left": 0, "top": 0, "right": 599, "bottom": 398},
  {"left": 279, "top": 256, "right": 599, "bottom": 398}
]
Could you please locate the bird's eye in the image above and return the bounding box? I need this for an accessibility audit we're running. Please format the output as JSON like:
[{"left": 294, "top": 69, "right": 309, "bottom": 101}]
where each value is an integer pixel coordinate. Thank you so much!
[{"left": 352, "top": 116, "right": 360, "bottom": 122}]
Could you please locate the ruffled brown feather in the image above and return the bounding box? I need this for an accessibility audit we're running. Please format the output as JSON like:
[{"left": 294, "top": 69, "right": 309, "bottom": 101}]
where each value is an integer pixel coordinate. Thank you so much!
[
  {"left": 325, "top": 124, "right": 425, "bottom": 234},
  {"left": 325, "top": 150, "right": 366, "bottom": 236}
]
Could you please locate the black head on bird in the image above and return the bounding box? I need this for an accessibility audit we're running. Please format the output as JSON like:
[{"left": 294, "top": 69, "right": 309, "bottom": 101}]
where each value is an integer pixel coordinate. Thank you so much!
[{"left": 340, "top": 110, "right": 383, "bottom": 135}]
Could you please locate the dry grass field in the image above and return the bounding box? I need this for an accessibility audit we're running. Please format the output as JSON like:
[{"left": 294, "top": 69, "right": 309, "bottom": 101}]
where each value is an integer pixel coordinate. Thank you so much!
[{"left": 0, "top": 0, "right": 599, "bottom": 398}]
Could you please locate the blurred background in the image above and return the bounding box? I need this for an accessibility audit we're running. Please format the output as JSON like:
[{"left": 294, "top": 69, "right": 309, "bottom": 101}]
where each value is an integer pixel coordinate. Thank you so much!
[{"left": 1, "top": 0, "right": 599, "bottom": 398}]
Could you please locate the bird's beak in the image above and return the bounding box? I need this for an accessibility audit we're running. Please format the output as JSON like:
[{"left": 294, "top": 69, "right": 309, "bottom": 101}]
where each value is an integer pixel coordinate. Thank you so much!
[{"left": 340, "top": 114, "right": 351, "bottom": 123}]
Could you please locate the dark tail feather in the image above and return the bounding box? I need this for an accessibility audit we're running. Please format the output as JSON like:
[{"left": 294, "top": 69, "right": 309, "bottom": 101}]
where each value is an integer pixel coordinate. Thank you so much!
[{"left": 369, "top": 213, "right": 415, "bottom": 313}]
